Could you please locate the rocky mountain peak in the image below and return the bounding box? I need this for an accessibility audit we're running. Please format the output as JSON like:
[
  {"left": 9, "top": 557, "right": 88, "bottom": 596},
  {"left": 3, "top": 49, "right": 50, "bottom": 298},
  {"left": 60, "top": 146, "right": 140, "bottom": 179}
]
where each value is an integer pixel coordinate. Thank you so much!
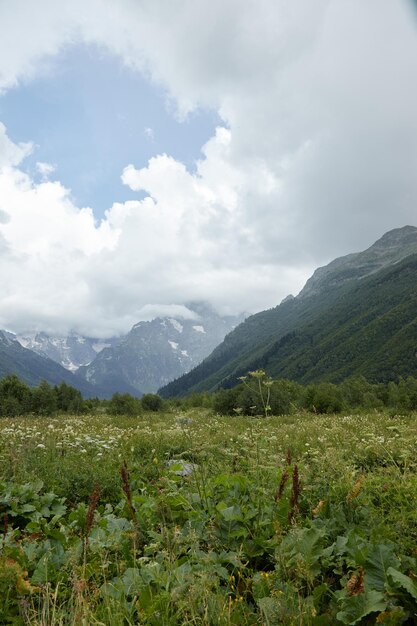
[{"left": 298, "top": 225, "right": 417, "bottom": 299}]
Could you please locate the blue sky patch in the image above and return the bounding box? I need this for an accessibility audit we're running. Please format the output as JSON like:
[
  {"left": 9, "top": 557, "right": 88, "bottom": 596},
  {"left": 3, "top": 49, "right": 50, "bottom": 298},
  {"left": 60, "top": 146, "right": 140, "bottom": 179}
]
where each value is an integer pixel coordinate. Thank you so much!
[{"left": 0, "top": 43, "right": 220, "bottom": 218}]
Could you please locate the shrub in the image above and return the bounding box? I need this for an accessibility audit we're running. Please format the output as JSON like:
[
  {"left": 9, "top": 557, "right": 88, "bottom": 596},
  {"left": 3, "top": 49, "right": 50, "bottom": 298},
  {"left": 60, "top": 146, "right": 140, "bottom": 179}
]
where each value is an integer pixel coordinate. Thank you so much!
[
  {"left": 108, "top": 392, "right": 141, "bottom": 415},
  {"left": 141, "top": 393, "right": 163, "bottom": 412},
  {"left": 304, "top": 382, "right": 344, "bottom": 413},
  {"left": 0, "top": 375, "right": 31, "bottom": 416},
  {"left": 55, "top": 381, "right": 85, "bottom": 413},
  {"left": 30, "top": 380, "right": 58, "bottom": 416},
  {"left": 212, "top": 387, "right": 240, "bottom": 415}
]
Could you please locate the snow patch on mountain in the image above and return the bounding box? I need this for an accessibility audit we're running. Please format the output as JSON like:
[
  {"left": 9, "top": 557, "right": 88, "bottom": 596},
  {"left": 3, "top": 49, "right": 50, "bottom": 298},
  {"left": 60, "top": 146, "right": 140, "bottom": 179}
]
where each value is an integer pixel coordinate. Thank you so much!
[{"left": 168, "top": 319, "right": 183, "bottom": 333}]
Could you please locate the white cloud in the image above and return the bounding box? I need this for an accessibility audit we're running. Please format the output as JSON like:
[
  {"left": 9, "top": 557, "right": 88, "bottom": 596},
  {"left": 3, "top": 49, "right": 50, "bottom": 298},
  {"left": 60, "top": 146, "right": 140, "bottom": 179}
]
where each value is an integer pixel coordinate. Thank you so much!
[
  {"left": 36, "top": 161, "right": 56, "bottom": 178},
  {"left": 0, "top": 1, "right": 417, "bottom": 335},
  {"left": 0, "top": 122, "right": 32, "bottom": 169}
]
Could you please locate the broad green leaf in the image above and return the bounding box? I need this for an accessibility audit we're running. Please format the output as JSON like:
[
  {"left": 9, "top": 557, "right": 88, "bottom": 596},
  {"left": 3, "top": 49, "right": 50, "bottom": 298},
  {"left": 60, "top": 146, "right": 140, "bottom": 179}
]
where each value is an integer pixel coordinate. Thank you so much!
[
  {"left": 387, "top": 567, "right": 417, "bottom": 601},
  {"left": 121, "top": 567, "right": 143, "bottom": 595},
  {"left": 219, "top": 505, "right": 242, "bottom": 521},
  {"left": 20, "top": 504, "right": 36, "bottom": 513},
  {"left": 365, "top": 544, "right": 399, "bottom": 591},
  {"left": 336, "top": 590, "right": 387, "bottom": 625}
]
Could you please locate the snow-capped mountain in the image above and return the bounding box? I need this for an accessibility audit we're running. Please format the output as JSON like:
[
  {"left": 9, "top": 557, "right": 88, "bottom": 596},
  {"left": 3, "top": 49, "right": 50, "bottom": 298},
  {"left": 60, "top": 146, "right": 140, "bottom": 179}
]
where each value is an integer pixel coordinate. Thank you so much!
[
  {"left": 0, "top": 331, "right": 103, "bottom": 397},
  {"left": 76, "top": 302, "right": 245, "bottom": 396},
  {"left": 14, "top": 332, "right": 119, "bottom": 371}
]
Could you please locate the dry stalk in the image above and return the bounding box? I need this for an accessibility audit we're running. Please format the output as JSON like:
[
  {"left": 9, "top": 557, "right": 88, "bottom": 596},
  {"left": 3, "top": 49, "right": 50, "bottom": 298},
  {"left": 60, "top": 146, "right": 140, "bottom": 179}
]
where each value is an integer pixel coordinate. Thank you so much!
[{"left": 288, "top": 464, "right": 300, "bottom": 522}]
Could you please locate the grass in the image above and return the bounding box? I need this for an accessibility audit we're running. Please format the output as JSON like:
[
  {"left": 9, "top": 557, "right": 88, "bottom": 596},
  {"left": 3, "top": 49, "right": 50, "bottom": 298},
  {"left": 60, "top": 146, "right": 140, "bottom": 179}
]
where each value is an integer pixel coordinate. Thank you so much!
[{"left": 0, "top": 409, "right": 416, "bottom": 624}]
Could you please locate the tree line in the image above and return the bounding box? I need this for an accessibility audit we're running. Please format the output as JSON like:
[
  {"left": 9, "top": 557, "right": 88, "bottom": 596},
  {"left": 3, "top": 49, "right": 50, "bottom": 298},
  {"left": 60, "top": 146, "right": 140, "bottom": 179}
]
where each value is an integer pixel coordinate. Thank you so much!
[
  {"left": 2, "top": 371, "right": 417, "bottom": 417},
  {"left": 203, "top": 371, "right": 417, "bottom": 415},
  {"left": 0, "top": 375, "right": 164, "bottom": 417}
]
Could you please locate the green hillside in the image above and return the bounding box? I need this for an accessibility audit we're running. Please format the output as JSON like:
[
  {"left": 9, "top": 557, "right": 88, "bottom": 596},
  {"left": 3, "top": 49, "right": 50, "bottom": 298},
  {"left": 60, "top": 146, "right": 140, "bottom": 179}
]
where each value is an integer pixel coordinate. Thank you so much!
[
  {"left": 260, "top": 254, "right": 417, "bottom": 383},
  {"left": 160, "top": 227, "right": 417, "bottom": 397},
  {"left": 159, "top": 288, "right": 348, "bottom": 396}
]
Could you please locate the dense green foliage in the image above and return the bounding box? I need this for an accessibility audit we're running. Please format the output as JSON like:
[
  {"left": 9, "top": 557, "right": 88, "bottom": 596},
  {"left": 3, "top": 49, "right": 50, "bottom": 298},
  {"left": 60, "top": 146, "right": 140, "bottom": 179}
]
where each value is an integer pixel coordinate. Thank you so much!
[
  {"left": 161, "top": 254, "right": 417, "bottom": 397},
  {"left": 0, "top": 376, "right": 85, "bottom": 416},
  {"left": 5, "top": 371, "right": 417, "bottom": 418},
  {"left": 0, "top": 410, "right": 416, "bottom": 624},
  {"left": 174, "top": 372, "right": 417, "bottom": 417},
  {"left": 141, "top": 392, "right": 164, "bottom": 412},
  {"left": 108, "top": 392, "right": 142, "bottom": 416}
]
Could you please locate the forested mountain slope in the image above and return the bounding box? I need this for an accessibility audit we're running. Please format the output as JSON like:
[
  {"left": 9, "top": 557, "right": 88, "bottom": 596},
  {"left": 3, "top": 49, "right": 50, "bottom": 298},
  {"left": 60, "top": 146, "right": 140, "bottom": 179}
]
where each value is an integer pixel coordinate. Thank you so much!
[
  {"left": 160, "top": 226, "right": 417, "bottom": 396},
  {"left": 256, "top": 254, "right": 417, "bottom": 383}
]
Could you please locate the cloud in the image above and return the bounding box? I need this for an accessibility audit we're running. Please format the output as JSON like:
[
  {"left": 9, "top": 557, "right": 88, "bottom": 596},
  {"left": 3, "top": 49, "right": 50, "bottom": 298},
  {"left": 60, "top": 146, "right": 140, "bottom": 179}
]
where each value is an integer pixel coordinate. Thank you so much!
[
  {"left": 0, "top": 123, "right": 309, "bottom": 335},
  {"left": 134, "top": 304, "right": 199, "bottom": 321},
  {"left": 36, "top": 161, "right": 56, "bottom": 178},
  {"left": 0, "top": 122, "right": 32, "bottom": 169},
  {"left": 0, "top": 1, "right": 417, "bottom": 335}
]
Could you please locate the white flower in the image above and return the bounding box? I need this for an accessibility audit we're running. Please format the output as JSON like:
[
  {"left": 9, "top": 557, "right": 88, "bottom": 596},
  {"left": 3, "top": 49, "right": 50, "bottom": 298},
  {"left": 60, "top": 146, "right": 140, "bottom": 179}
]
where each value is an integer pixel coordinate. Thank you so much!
[{"left": 37, "top": 443, "right": 45, "bottom": 449}]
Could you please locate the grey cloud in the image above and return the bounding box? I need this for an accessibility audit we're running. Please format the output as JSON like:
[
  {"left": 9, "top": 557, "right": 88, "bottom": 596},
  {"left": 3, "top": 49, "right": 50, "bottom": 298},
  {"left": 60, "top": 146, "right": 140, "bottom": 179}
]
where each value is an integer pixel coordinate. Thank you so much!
[{"left": 0, "top": 1, "right": 416, "bottom": 334}]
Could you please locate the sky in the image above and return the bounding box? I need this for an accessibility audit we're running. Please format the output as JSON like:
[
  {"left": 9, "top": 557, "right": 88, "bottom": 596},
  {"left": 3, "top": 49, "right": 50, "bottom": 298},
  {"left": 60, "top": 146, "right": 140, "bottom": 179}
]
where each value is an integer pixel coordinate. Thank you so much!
[{"left": 0, "top": 0, "right": 417, "bottom": 337}]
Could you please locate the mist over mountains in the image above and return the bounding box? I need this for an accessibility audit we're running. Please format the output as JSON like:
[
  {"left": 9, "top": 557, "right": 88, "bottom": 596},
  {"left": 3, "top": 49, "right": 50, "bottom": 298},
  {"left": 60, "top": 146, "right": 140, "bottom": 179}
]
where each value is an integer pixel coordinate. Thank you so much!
[
  {"left": 2, "top": 302, "right": 244, "bottom": 398},
  {"left": 75, "top": 302, "right": 245, "bottom": 397},
  {"left": 1, "top": 226, "right": 417, "bottom": 398},
  {"left": 160, "top": 226, "right": 417, "bottom": 396}
]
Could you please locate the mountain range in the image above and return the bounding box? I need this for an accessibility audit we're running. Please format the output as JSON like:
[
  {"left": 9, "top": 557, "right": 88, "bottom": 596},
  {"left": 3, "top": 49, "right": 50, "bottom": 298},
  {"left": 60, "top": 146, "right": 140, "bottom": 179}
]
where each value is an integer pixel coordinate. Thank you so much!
[
  {"left": 14, "top": 333, "right": 120, "bottom": 372},
  {"left": 160, "top": 225, "right": 417, "bottom": 397},
  {"left": 1, "top": 302, "right": 243, "bottom": 398},
  {"left": 0, "top": 331, "right": 101, "bottom": 397},
  {"left": 75, "top": 302, "right": 244, "bottom": 396},
  {"left": 2, "top": 226, "right": 417, "bottom": 399}
]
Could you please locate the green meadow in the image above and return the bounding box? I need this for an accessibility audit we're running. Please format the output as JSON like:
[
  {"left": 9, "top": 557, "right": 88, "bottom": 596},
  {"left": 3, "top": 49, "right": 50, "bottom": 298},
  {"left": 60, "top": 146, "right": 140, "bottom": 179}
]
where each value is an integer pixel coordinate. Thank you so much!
[{"left": 0, "top": 409, "right": 416, "bottom": 625}]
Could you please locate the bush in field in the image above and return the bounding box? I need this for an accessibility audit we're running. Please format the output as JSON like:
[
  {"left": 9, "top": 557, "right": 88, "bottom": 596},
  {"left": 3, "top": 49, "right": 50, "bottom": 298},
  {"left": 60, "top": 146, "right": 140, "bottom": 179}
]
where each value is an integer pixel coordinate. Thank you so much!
[
  {"left": 179, "top": 391, "right": 213, "bottom": 409},
  {"left": 55, "top": 381, "right": 84, "bottom": 413},
  {"left": 30, "top": 380, "right": 58, "bottom": 416},
  {"left": 108, "top": 392, "right": 141, "bottom": 415},
  {"left": 0, "top": 395, "right": 22, "bottom": 417},
  {"left": 303, "top": 381, "right": 344, "bottom": 413},
  {"left": 338, "top": 375, "right": 374, "bottom": 407},
  {"left": 0, "top": 374, "right": 31, "bottom": 416},
  {"left": 213, "top": 386, "right": 241, "bottom": 415},
  {"left": 269, "top": 379, "right": 302, "bottom": 415},
  {"left": 141, "top": 393, "right": 163, "bottom": 412},
  {"left": 387, "top": 376, "right": 417, "bottom": 411},
  {"left": 236, "top": 385, "right": 257, "bottom": 414}
]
